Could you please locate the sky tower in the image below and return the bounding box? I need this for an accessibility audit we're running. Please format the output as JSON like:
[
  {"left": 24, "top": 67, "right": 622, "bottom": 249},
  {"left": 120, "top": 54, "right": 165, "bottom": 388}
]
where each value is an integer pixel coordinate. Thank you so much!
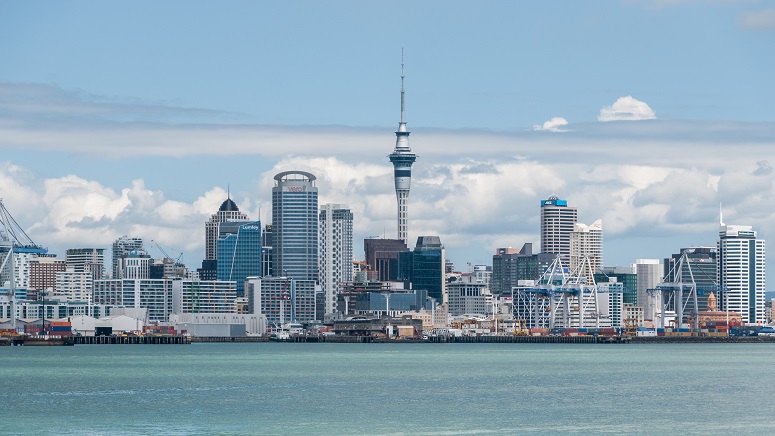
[{"left": 388, "top": 52, "right": 417, "bottom": 244}]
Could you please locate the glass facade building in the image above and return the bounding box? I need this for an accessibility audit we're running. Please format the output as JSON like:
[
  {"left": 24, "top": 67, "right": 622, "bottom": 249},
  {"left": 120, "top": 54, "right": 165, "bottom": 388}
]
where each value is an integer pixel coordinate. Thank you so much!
[
  {"left": 216, "top": 221, "right": 262, "bottom": 297},
  {"left": 272, "top": 171, "right": 318, "bottom": 281}
]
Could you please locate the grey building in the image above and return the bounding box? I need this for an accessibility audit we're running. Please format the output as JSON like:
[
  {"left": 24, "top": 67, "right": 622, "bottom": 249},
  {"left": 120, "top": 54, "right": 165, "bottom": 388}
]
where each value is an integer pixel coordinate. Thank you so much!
[
  {"left": 272, "top": 171, "right": 318, "bottom": 281},
  {"left": 491, "top": 243, "right": 555, "bottom": 294}
]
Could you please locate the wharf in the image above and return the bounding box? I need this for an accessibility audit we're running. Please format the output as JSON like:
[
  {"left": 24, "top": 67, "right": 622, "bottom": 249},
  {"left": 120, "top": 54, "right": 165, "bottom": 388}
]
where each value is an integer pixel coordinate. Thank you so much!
[
  {"left": 1, "top": 336, "right": 74, "bottom": 346},
  {"left": 630, "top": 336, "right": 775, "bottom": 344},
  {"left": 73, "top": 335, "right": 190, "bottom": 345},
  {"left": 428, "top": 335, "right": 629, "bottom": 344},
  {"left": 191, "top": 336, "right": 269, "bottom": 343}
]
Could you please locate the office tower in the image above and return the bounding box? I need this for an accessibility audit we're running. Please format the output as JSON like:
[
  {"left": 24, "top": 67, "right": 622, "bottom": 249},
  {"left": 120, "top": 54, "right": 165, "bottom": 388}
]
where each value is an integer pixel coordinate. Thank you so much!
[
  {"left": 319, "top": 204, "right": 353, "bottom": 316},
  {"left": 29, "top": 257, "right": 66, "bottom": 295},
  {"left": 111, "top": 236, "right": 144, "bottom": 279},
  {"left": 388, "top": 56, "right": 417, "bottom": 244},
  {"left": 65, "top": 248, "right": 105, "bottom": 280},
  {"left": 718, "top": 221, "right": 766, "bottom": 324},
  {"left": 636, "top": 259, "right": 662, "bottom": 321},
  {"left": 447, "top": 275, "right": 488, "bottom": 316},
  {"left": 569, "top": 219, "right": 603, "bottom": 283},
  {"left": 663, "top": 247, "right": 717, "bottom": 312},
  {"left": 261, "top": 225, "right": 274, "bottom": 277},
  {"left": 594, "top": 266, "right": 637, "bottom": 306},
  {"left": 540, "top": 195, "right": 577, "bottom": 265},
  {"left": 364, "top": 238, "right": 409, "bottom": 282},
  {"left": 216, "top": 220, "right": 262, "bottom": 296},
  {"left": 491, "top": 244, "right": 556, "bottom": 294},
  {"left": 205, "top": 195, "right": 249, "bottom": 261},
  {"left": 272, "top": 171, "right": 318, "bottom": 281},
  {"left": 398, "top": 236, "right": 445, "bottom": 303}
]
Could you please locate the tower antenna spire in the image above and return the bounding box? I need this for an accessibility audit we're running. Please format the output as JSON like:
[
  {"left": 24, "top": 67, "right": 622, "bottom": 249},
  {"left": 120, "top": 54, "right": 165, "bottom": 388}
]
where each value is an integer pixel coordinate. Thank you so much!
[{"left": 400, "top": 47, "right": 405, "bottom": 124}]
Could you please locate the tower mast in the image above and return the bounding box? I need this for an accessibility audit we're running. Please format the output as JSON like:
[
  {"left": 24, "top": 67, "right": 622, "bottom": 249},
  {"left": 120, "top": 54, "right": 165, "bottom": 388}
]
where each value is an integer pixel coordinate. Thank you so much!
[{"left": 388, "top": 49, "right": 417, "bottom": 244}]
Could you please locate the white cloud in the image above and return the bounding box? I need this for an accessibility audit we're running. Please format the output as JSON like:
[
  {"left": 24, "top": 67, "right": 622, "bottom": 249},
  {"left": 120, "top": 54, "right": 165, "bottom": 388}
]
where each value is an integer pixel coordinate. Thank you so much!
[
  {"left": 739, "top": 9, "right": 775, "bottom": 30},
  {"left": 598, "top": 96, "right": 656, "bottom": 122},
  {"left": 533, "top": 117, "right": 569, "bottom": 132}
]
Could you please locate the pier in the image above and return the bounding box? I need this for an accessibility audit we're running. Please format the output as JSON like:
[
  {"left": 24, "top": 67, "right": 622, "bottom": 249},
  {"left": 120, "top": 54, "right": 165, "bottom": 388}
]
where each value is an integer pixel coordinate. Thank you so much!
[{"left": 72, "top": 335, "right": 190, "bottom": 345}]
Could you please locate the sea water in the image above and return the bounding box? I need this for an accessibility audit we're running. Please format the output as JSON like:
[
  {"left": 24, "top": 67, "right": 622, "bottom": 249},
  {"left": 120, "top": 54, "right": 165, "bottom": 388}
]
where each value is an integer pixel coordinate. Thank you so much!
[{"left": 2, "top": 343, "right": 775, "bottom": 435}]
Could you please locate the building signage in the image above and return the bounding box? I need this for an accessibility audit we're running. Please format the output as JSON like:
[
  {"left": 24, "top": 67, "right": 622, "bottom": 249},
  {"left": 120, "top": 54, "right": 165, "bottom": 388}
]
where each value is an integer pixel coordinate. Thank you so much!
[{"left": 285, "top": 186, "right": 307, "bottom": 192}]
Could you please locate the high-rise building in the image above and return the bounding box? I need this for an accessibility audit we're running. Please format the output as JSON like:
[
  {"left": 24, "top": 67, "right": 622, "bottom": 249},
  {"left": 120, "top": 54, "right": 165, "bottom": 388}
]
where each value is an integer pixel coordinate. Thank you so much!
[
  {"left": 216, "top": 221, "right": 262, "bottom": 296},
  {"left": 65, "top": 248, "right": 105, "bottom": 280},
  {"left": 540, "top": 195, "right": 577, "bottom": 265},
  {"left": 399, "top": 236, "right": 446, "bottom": 303},
  {"left": 111, "top": 236, "right": 144, "bottom": 279},
  {"left": 54, "top": 267, "right": 93, "bottom": 302},
  {"left": 491, "top": 244, "right": 555, "bottom": 294},
  {"left": 319, "top": 204, "right": 353, "bottom": 317},
  {"left": 570, "top": 219, "right": 603, "bottom": 283},
  {"left": 388, "top": 57, "right": 417, "bottom": 244},
  {"left": 636, "top": 259, "right": 662, "bottom": 321},
  {"left": 29, "top": 257, "right": 66, "bottom": 294},
  {"left": 718, "top": 222, "right": 766, "bottom": 324},
  {"left": 594, "top": 266, "right": 637, "bottom": 306},
  {"left": 663, "top": 247, "right": 718, "bottom": 312},
  {"left": 364, "top": 238, "right": 409, "bottom": 282},
  {"left": 205, "top": 196, "right": 249, "bottom": 261},
  {"left": 272, "top": 171, "right": 318, "bottom": 281}
]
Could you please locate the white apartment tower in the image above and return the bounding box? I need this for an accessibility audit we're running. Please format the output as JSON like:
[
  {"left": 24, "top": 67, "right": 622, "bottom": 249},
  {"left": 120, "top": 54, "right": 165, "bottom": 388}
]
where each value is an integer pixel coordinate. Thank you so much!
[
  {"left": 569, "top": 219, "right": 603, "bottom": 283},
  {"left": 717, "top": 220, "right": 766, "bottom": 324},
  {"left": 319, "top": 204, "right": 353, "bottom": 317},
  {"left": 540, "top": 196, "right": 578, "bottom": 266}
]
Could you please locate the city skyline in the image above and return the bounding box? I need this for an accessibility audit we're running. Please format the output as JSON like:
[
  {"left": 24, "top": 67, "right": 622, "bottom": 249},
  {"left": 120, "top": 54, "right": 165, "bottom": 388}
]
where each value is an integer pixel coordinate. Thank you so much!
[{"left": 1, "top": 2, "right": 774, "bottom": 285}]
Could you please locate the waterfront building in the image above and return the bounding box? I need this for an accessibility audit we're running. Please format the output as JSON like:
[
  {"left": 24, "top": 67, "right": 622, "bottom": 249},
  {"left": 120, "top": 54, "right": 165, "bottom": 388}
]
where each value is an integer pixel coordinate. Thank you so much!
[
  {"left": 246, "top": 277, "right": 317, "bottom": 325},
  {"left": 569, "top": 220, "right": 603, "bottom": 283},
  {"left": 111, "top": 236, "right": 143, "bottom": 279},
  {"left": 319, "top": 204, "right": 353, "bottom": 317},
  {"left": 172, "top": 280, "right": 238, "bottom": 314},
  {"left": 447, "top": 276, "right": 488, "bottom": 317},
  {"left": 491, "top": 244, "right": 556, "bottom": 294},
  {"left": 169, "top": 313, "right": 266, "bottom": 337},
  {"left": 364, "top": 238, "right": 409, "bottom": 282},
  {"left": 93, "top": 279, "right": 175, "bottom": 323},
  {"left": 540, "top": 195, "right": 577, "bottom": 265},
  {"left": 663, "top": 247, "right": 717, "bottom": 313},
  {"left": 636, "top": 259, "right": 662, "bottom": 320},
  {"left": 399, "top": 236, "right": 446, "bottom": 303},
  {"left": 272, "top": 171, "right": 318, "bottom": 281},
  {"left": 216, "top": 220, "right": 262, "bottom": 296},
  {"left": 65, "top": 248, "right": 105, "bottom": 280},
  {"left": 717, "top": 221, "right": 766, "bottom": 324},
  {"left": 388, "top": 57, "right": 417, "bottom": 244}
]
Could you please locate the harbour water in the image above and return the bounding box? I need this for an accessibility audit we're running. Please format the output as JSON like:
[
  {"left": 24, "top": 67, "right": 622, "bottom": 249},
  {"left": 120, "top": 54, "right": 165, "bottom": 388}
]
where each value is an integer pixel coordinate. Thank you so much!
[{"left": 2, "top": 343, "right": 775, "bottom": 435}]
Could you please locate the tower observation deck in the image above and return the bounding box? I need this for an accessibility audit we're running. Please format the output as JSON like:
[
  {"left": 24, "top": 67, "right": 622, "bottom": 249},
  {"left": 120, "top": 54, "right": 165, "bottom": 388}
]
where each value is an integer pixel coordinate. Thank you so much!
[{"left": 388, "top": 52, "right": 417, "bottom": 244}]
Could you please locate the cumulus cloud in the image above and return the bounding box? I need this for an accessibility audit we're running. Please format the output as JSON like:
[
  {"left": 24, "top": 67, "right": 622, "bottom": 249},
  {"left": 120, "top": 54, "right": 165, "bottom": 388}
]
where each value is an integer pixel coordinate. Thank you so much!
[
  {"left": 598, "top": 96, "right": 656, "bottom": 122},
  {"left": 739, "top": 9, "right": 775, "bottom": 31},
  {"left": 533, "top": 117, "right": 569, "bottom": 132}
]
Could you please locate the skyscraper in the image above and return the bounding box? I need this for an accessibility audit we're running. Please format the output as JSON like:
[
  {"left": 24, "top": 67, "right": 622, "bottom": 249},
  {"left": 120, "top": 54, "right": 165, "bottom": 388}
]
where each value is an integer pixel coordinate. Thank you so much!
[
  {"left": 388, "top": 55, "right": 417, "bottom": 244},
  {"left": 319, "top": 204, "right": 353, "bottom": 316},
  {"left": 216, "top": 220, "right": 262, "bottom": 296},
  {"left": 718, "top": 221, "right": 766, "bottom": 324},
  {"left": 399, "top": 236, "right": 445, "bottom": 303},
  {"left": 206, "top": 195, "right": 249, "bottom": 261},
  {"left": 569, "top": 219, "right": 603, "bottom": 283},
  {"left": 540, "top": 195, "right": 577, "bottom": 266},
  {"left": 65, "top": 248, "right": 105, "bottom": 280},
  {"left": 272, "top": 171, "right": 318, "bottom": 281}
]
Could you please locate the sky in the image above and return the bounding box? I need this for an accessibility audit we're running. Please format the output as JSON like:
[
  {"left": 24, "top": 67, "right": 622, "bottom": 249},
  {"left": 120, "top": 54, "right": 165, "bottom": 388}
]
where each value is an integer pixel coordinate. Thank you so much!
[{"left": 1, "top": 1, "right": 774, "bottom": 285}]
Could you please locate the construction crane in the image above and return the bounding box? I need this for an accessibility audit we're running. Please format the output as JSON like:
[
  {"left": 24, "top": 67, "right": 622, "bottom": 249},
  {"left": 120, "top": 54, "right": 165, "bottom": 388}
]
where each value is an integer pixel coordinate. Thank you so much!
[{"left": 150, "top": 239, "right": 183, "bottom": 264}]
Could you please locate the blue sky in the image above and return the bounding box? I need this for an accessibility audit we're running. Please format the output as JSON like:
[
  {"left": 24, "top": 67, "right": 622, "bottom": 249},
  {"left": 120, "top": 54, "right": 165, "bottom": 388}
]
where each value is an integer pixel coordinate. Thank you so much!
[{"left": 1, "top": 1, "right": 774, "bottom": 282}]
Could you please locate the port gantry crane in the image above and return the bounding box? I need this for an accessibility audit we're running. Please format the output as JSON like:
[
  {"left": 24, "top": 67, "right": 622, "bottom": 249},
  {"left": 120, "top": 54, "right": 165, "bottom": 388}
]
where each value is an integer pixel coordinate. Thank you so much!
[
  {"left": 512, "top": 256, "right": 622, "bottom": 330},
  {"left": 647, "top": 249, "right": 721, "bottom": 330}
]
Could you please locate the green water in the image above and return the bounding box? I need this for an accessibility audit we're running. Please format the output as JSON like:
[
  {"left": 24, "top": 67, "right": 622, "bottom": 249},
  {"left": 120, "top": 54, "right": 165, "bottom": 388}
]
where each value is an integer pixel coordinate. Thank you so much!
[{"left": 1, "top": 343, "right": 774, "bottom": 435}]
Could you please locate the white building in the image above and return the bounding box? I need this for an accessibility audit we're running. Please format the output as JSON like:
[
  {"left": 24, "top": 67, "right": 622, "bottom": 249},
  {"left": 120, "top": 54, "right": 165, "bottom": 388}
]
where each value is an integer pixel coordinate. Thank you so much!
[
  {"left": 246, "top": 277, "right": 318, "bottom": 325},
  {"left": 540, "top": 195, "right": 578, "bottom": 265},
  {"left": 111, "top": 236, "right": 144, "bottom": 279},
  {"left": 569, "top": 219, "right": 603, "bottom": 284},
  {"left": 169, "top": 313, "right": 266, "bottom": 336},
  {"left": 65, "top": 248, "right": 105, "bottom": 280},
  {"left": 172, "top": 280, "right": 238, "bottom": 314},
  {"left": 718, "top": 223, "right": 766, "bottom": 324},
  {"left": 93, "top": 279, "right": 174, "bottom": 322},
  {"left": 447, "top": 277, "right": 488, "bottom": 317},
  {"left": 635, "top": 259, "right": 662, "bottom": 321},
  {"left": 319, "top": 204, "right": 353, "bottom": 317},
  {"left": 54, "top": 268, "right": 93, "bottom": 302}
]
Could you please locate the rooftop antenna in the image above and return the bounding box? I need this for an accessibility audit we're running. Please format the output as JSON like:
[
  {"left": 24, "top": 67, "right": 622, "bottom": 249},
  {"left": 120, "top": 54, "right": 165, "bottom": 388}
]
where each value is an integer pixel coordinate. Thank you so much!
[
  {"left": 400, "top": 47, "right": 405, "bottom": 124},
  {"left": 227, "top": 184, "right": 231, "bottom": 200}
]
